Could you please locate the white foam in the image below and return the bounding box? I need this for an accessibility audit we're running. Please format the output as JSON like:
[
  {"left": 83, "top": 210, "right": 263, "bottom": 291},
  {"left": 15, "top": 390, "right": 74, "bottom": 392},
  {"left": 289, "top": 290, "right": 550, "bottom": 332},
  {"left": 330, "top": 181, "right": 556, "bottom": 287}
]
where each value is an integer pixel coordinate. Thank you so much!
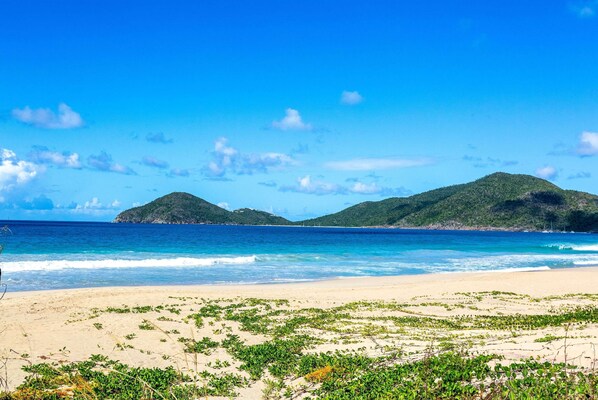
[
  {"left": 573, "top": 260, "right": 598, "bottom": 266},
  {"left": 0, "top": 256, "right": 257, "bottom": 272},
  {"left": 545, "top": 243, "right": 598, "bottom": 251},
  {"left": 572, "top": 244, "right": 598, "bottom": 251}
]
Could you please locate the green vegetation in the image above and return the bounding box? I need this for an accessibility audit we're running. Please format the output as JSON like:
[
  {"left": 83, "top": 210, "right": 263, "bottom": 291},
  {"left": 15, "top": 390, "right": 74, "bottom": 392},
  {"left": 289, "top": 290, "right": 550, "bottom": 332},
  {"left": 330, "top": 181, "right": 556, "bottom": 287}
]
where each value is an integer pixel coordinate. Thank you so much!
[
  {"left": 114, "top": 173, "right": 598, "bottom": 231},
  {"left": 4, "top": 293, "right": 598, "bottom": 398},
  {"left": 178, "top": 336, "right": 219, "bottom": 354},
  {"left": 0, "top": 355, "right": 245, "bottom": 399},
  {"left": 303, "top": 172, "right": 598, "bottom": 231},
  {"left": 114, "top": 192, "right": 291, "bottom": 225},
  {"left": 3, "top": 351, "right": 597, "bottom": 399}
]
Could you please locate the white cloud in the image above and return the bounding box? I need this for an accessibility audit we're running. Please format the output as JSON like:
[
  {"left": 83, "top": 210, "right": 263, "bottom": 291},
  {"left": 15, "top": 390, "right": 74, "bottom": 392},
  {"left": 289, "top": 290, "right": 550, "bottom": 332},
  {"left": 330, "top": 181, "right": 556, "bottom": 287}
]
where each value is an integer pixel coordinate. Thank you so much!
[
  {"left": 29, "top": 146, "right": 82, "bottom": 168},
  {"left": 141, "top": 156, "right": 169, "bottom": 169},
  {"left": 204, "top": 137, "right": 296, "bottom": 177},
  {"left": 577, "top": 131, "right": 598, "bottom": 156},
  {"left": 88, "top": 151, "right": 136, "bottom": 175},
  {"left": 280, "top": 175, "right": 346, "bottom": 195},
  {"left": 272, "top": 108, "right": 312, "bottom": 131},
  {"left": 535, "top": 165, "right": 558, "bottom": 181},
  {"left": 280, "top": 176, "right": 409, "bottom": 197},
  {"left": 340, "top": 90, "right": 363, "bottom": 105},
  {"left": 169, "top": 168, "right": 190, "bottom": 177},
  {"left": 350, "top": 182, "right": 383, "bottom": 194},
  {"left": 71, "top": 197, "right": 122, "bottom": 214},
  {"left": 325, "top": 157, "right": 432, "bottom": 171},
  {"left": 217, "top": 202, "right": 231, "bottom": 210},
  {"left": 0, "top": 149, "right": 41, "bottom": 196},
  {"left": 12, "top": 103, "right": 84, "bottom": 129}
]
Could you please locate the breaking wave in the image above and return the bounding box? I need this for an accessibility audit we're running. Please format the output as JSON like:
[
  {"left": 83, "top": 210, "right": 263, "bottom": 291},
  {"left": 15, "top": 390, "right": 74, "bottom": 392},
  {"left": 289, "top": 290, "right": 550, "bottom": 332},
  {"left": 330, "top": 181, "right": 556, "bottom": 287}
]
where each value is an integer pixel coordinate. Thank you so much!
[{"left": 0, "top": 256, "right": 258, "bottom": 272}]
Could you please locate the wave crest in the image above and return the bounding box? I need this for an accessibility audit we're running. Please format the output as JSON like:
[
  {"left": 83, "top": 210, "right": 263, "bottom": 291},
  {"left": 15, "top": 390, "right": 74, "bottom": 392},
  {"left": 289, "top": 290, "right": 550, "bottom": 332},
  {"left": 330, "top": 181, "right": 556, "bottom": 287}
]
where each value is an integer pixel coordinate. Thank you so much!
[
  {"left": 545, "top": 243, "right": 598, "bottom": 251},
  {"left": 1, "top": 256, "right": 257, "bottom": 272}
]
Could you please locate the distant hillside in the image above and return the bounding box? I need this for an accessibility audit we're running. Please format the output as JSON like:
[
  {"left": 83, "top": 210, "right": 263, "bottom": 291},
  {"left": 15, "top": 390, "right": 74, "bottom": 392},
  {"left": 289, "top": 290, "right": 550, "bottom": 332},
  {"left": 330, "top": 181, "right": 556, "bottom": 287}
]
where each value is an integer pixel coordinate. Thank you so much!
[
  {"left": 115, "top": 174, "right": 598, "bottom": 231},
  {"left": 113, "top": 192, "right": 290, "bottom": 225},
  {"left": 301, "top": 173, "right": 598, "bottom": 232}
]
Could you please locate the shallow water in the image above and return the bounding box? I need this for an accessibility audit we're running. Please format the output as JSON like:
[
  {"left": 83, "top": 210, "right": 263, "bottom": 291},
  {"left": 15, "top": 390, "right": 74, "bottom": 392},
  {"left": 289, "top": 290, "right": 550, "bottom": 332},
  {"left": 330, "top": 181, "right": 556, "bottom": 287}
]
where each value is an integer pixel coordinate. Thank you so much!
[{"left": 0, "top": 220, "right": 596, "bottom": 291}]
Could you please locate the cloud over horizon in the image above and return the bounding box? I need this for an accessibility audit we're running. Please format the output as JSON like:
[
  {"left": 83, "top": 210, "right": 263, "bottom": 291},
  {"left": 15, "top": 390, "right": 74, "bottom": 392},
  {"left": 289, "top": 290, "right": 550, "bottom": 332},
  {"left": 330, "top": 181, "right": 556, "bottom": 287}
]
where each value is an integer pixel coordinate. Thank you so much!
[
  {"left": 535, "top": 165, "right": 558, "bottom": 181},
  {"left": 204, "top": 137, "right": 295, "bottom": 178},
  {"left": 12, "top": 103, "right": 84, "bottom": 129},
  {"left": 272, "top": 108, "right": 312, "bottom": 131},
  {"left": 280, "top": 175, "right": 410, "bottom": 196},
  {"left": 325, "top": 157, "right": 432, "bottom": 171}
]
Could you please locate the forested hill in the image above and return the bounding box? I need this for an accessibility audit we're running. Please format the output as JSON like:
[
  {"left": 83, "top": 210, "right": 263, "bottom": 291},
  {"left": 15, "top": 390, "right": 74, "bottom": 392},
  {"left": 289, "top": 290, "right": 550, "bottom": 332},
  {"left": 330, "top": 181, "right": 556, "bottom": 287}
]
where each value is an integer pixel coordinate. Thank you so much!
[
  {"left": 113, "top": 192, "right": 290, "bottom": 225},
  {"left": 300, "top": 173, "right": 598, "bottom": 232},
  {"left": 114, "top": 173, "right": 598, "bottom": 232}
]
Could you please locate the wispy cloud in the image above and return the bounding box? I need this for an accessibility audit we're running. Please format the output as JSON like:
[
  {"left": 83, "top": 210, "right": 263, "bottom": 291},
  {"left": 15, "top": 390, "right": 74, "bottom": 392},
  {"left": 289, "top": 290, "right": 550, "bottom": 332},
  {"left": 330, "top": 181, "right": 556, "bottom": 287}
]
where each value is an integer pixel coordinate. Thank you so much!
[
  {"left": 141, "top": 156, "right": 169, "bottom": 169},
  {"left": 12, "top": 103, "right": 84, "bottom": 129},
  {"left": 28, "top": 146, "right": 82, "bottom": 169},
  {"left": 168, "top": 168, "right": 190, "bottom": 177},
  {"left": 325, "top": 157, "right": 432, "bottom": 171},
  {"left": 280, "top": 175, "right": 346, "bottom": 195},
  {"left": 567, "top": 171, "right": 591, "bottom": 180},
  {"left": 570, "top": 1, "right": 597, "bottom": 17},
  {"left": 340, "top": 90, "right": 363, "bottom": 105},
  {"left": 258, "top": 180, "right": 278, "bottom": 187},
  {"left": 280, "top": 175, "right": 410, "bottom": 196},
  {"left": 146, "top": 132, "right": 174, "bottom": 144},
  {"left": 0, "top": 149, "right": 41, "bottom": 196},
  {"left": 577, "top": 131, "right": 598, "bottom": 156},
  {"left": 535, "top": 165, "right": 558, "bottom": 181},
  {"left": 203, "top": 137, "right": 295, "bottom": 178},
  {"left": 462, "top": 155, "right": 518, "bottom": 168},
  {"left": 348, "top": 181, "right": 410, "bottom": 196},
  {"left": 88, "top": 151, "right": 136, "bottom": 175},
  {"left": 272, "top": 108, "right": 312, "bottom": 131}
]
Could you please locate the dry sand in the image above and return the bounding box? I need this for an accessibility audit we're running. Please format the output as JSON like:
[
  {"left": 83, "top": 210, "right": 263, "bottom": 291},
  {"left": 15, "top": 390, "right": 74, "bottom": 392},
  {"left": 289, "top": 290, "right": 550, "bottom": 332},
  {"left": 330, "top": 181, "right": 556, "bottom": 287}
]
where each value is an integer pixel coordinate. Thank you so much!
[{"left": 1, "top": 267, "right": 598, "bottom": 397}]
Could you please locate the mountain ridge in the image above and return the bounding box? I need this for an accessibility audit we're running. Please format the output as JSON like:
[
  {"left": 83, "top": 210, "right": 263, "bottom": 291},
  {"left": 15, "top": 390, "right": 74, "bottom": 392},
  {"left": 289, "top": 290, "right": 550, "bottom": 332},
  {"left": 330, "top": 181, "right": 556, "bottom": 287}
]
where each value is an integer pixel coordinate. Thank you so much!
[{"left": 114, "top": 173, "right": 598, "bottom": 232}]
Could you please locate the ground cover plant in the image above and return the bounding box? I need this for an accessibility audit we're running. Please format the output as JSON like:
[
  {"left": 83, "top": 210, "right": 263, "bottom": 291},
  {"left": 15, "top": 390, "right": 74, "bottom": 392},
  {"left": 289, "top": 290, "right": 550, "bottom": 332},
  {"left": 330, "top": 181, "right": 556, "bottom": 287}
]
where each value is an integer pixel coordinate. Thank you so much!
[{"left": 2, "top": 292, "right": 598, "bottom": 399}]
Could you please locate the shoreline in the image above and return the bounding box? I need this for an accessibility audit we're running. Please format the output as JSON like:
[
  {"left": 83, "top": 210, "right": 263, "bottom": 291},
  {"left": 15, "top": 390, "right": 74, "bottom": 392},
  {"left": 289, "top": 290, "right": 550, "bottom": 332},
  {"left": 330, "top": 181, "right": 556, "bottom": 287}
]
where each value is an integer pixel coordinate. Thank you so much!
[
  {"left": 5, "top": 265, "right": 598, "bottom": 300},
  {"left": 4, "top": 218, "right": 598, "bottom": 233}
]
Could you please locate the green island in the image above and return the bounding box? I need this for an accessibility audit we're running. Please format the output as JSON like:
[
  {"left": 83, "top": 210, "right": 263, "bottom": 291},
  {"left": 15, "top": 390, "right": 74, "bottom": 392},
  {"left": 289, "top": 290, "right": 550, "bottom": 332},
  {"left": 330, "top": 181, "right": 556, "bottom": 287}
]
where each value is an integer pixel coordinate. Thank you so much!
[{"left": 114, "top": 172, "right": 598, "bottom": 232}]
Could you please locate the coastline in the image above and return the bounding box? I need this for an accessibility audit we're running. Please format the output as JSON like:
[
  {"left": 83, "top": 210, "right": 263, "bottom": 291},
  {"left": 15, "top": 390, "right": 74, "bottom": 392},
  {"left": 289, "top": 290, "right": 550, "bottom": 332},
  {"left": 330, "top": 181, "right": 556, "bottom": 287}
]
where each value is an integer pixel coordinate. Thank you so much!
[{"left": 4, "top": 265, "right": 598, "bottom": 299}]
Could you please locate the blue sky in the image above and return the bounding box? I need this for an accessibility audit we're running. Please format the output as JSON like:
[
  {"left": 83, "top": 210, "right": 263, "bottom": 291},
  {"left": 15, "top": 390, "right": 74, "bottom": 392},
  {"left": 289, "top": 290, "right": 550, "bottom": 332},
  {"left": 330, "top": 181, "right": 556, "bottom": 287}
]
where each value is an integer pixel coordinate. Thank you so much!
[{"left": 1, "top": 0, "right": 597, "bottom": 221}]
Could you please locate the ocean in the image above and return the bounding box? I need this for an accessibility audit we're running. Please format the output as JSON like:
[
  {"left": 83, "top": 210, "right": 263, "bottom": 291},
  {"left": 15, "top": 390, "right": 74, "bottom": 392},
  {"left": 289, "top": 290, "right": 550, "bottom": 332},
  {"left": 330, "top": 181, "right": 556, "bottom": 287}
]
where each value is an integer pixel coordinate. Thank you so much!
[{"left": 0, "top": 220, "right": 597, "bottom": 292}]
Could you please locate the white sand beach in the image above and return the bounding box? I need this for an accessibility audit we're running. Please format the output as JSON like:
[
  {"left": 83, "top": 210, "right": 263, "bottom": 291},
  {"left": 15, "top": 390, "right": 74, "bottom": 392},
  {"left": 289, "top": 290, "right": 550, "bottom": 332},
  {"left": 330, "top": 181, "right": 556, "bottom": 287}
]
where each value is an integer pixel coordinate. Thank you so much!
[{"left": 2, "top": 267, "right": 598, "bottom": 397}]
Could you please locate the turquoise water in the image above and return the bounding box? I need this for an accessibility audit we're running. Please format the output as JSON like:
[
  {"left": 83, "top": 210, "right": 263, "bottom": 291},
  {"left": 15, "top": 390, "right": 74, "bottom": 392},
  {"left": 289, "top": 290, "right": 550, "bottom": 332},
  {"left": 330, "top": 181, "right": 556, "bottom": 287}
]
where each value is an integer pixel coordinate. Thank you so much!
[{"left": 0, "top": 221, "right": 597, "bottom": 292}]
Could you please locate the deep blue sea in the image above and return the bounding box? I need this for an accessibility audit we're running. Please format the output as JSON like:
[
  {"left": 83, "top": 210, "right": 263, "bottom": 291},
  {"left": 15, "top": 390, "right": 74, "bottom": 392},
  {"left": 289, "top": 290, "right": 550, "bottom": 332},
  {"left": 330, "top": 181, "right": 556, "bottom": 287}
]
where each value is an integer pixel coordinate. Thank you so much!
[{"left": 0, "top": 220, "right": 597, "bottom": 292}]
